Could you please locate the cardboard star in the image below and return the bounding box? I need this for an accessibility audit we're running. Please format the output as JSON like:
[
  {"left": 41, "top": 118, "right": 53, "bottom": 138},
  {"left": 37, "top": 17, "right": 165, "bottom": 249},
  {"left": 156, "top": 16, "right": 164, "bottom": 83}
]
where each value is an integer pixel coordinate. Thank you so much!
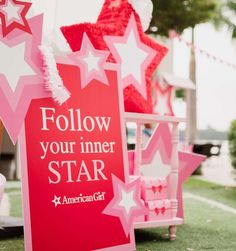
[
  {"left": 128, "top": 123, "right": 206, "bottom": 218},
  {"left": 0, "top": 15, "right": 50, "bottom": 144},
  {"left": 68, "top": 33, "right": 109, "bottom": 89},
  {"left": 0, "top": 0, "right": 32, "bottom": 37},
  {"left": 61, "top": 0, "right": 168, "bottom": 113},
  {"left": 154, "top": 81, "right": 174, "bottom": 116},
  {"left": 104, "top": 14, "right": 156, "bottom": 99},
  {"left": 103, "top": 175, "right": 147, "bottom": 236}
]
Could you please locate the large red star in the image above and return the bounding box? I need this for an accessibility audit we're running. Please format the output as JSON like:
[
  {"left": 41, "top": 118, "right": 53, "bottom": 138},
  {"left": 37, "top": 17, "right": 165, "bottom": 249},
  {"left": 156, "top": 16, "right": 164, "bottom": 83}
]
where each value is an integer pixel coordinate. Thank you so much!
[
  {"left": 61, "top": 0, "right": 167, "bottom": 113},
  {"left": 128, "top": 122, "right": 206, "bottom": 219},
  {"left": 0, "top": 0, "right": 32, "bottom": 37}
]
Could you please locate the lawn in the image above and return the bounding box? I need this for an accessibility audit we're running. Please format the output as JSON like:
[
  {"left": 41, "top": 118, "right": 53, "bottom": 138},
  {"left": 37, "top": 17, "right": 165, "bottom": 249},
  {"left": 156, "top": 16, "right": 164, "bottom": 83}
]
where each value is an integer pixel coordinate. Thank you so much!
[{"left": 0, "top": 177, "right": 236, "bottom": 251}]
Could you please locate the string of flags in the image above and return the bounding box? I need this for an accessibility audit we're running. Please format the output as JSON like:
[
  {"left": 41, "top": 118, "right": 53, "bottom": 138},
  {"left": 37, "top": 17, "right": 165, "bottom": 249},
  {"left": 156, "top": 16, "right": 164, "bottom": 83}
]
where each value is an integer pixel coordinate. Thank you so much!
[{"left": 169, "top": 30, "right": 236, "bottom": 70}]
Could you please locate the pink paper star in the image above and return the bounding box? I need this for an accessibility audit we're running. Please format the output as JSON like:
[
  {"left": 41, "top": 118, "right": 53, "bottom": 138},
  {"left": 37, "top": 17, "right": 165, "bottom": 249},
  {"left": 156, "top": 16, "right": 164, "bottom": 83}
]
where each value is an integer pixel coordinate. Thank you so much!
[
  {"left": 0, "top": 15, "right": 50, "bottom": 144},
  {"left": 128, "top": 123, "right": 206, "bottom": 218},
  {"left": 154, "top": 81, "right": 174, "bottom": 116},
  {"left": 103, "top": 175, "right": 147, "bottom": 236},
  {"left": 104, "top": 13, "right": 157, "bottom": 100},
  {"left": 0, "top": 0, "right": 32, "bottom": 37},
  {"left": 68, "top": 33, "right": 110, "bottom": 89}
]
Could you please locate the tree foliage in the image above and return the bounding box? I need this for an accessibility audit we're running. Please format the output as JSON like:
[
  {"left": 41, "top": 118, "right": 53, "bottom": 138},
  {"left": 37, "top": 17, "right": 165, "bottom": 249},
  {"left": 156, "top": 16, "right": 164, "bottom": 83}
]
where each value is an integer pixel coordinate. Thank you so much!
[
  {"left": 148, "top": 0, "right": 221, "bottom": 36},
  {"left": 228, "top": 120, "right": 236, "bottom": 169}
]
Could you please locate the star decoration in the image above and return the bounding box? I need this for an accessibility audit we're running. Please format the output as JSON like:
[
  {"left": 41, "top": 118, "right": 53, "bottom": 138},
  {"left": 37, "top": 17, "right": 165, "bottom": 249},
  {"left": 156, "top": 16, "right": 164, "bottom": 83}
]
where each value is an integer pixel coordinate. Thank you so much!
[
  {"left": 52, "top": 195, "right": 61, "bottom": 207},
  {"left": 140, "top": 151, "right": 171, "bottom": 178},
  {"left": 0, "top": 40, "right": 35, "bottom": 92},
  {"left": 60, "top": 0, "right": 168, "bottom": 113},
  {"left": 154, "top": 81, "right": 174, "bottom": 116},
  {"left": 0, "top": 15, "right": 50, "bottom": 144},
  {"left": 104, "top": 14, "right": 156, "bottom": 100},
  {"left": 128, "top": 122, "right": 206, "bottom": 218},
  {"left": 103, "top": 175, "right": 147, "bottom": 236},
  {"left": 69, "top": 33, "right": 109, "bottom": 89},
  {"left": 0, "top": 0, "right": 32, "bottom": 37}
]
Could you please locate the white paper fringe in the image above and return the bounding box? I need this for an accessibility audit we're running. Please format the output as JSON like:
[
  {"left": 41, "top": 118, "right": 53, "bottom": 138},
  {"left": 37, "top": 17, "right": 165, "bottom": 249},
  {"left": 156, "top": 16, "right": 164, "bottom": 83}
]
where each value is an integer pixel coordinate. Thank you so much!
[{"left": 39, "top": 44, "right": 71, "bottom": 105}]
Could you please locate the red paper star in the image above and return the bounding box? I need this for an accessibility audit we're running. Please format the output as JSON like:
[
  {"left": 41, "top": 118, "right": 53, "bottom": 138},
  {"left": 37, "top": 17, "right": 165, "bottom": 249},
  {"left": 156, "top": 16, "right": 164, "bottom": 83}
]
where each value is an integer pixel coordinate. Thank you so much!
[
  {"left": 0, "top": 0, "right": 32, "bottom": 37},
  {"left": 154, "top": 81, "right": 174, "bottom": 116},
  {"left": 61, "top": 0, "right": 167, "bottom": 113},
  {"left": 128, "top": 123, "right": 206, "bottom": 218}
]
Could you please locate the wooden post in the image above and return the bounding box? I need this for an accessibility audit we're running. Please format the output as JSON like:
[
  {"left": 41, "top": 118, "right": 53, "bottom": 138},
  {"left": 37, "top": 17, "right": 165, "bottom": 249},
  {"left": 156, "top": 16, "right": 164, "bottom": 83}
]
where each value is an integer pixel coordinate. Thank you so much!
[
  {"left": 169, "top": 122, "right": 179, "bottom": 218},
  {"left": 134, "top": 123, "right": 142, "bottom": 175},
  {"left": 0, "top": 121, "right": 3, "bottom": 153}
]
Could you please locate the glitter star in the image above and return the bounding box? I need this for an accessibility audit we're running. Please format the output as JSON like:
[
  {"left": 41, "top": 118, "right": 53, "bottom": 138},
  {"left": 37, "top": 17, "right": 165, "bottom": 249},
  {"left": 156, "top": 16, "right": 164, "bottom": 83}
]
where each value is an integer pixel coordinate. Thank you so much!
[
  {"left": 0, "top": 0, "right": 32, "bottom": 37},
  {"left": 103, "top": 175, "right": 147, "bottom": 236},
  {"left": 52, "top": 195, "right": 61, "bottom": 208},
  {"left": 69, "top": 33, "right": 109, "bottom": 89}
]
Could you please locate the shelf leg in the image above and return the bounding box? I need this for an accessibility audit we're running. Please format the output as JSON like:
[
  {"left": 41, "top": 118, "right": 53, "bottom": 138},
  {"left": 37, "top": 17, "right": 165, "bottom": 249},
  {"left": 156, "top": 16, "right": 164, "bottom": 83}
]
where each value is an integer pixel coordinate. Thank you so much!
[{"left": 169, "top": 225, "right": 177, "bottom": 241}]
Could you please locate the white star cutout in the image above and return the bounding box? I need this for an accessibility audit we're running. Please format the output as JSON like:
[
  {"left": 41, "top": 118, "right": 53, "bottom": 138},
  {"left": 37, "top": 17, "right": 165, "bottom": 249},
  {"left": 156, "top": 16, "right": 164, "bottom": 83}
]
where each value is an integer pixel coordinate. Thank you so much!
[
  {"left": 0, "top": 41, "right": 36, "bottom": 92},
  {"left": 113, "top": 29, "right": 149, "bottom": 85},
  {"left": 118, "top": 189, "right": 137, "bottom": 216},
  {"left": 154, "top": 95, "right": 170, "bottom": 115},
  {"left": 81, "top": 50, "right": 102, "bottom": 74},
  {"left": 140, "top": 152, "right": 171, "bottom": 178},
  {"left": 52, "top": 195, "right": 61, "bottom": 207},
  {"left": 2, "top": 0, "right": 23, "bottom": 25}
]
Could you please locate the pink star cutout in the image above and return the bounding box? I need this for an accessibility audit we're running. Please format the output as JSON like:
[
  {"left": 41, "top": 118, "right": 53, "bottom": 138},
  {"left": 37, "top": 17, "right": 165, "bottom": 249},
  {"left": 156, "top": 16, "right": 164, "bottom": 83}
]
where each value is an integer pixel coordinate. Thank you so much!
[
  {"left": 154, "top": 81, "right": 174, "bottom": 116},
  {"left": 103, "top": 175, "right": 147, "bottom": 237},
  {"left": 0, "top": 0, "right": 32, "bottom": 37},
  {"left": 104, "top": 13, "right": 157, "bottom": 100},
  {"left": 0, "top": 15, "right": 50, "bottom": 144},
  {"left": 128, "top": 123, "right": 206, "bottom": 218},
  {"left": 68, "top": 33, "right": 110, "bottom": 89}
]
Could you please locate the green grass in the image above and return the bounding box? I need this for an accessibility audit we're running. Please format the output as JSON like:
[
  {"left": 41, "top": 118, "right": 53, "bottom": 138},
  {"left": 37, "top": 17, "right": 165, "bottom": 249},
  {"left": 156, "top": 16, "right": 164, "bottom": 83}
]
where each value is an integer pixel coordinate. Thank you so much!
[
  {"left": 1, "top": 178, "right": 236, "bottom": 251},
  {"left": 183, "top": 177, "right": 236, "bottom": 209}
]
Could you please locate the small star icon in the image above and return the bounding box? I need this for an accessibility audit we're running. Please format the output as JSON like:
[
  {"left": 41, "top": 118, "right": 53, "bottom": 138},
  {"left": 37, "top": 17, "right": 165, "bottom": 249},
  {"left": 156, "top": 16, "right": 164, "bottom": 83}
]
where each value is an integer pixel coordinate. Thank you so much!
[{"left": 52, "top": 195, "right": 61, "bottom": 207}]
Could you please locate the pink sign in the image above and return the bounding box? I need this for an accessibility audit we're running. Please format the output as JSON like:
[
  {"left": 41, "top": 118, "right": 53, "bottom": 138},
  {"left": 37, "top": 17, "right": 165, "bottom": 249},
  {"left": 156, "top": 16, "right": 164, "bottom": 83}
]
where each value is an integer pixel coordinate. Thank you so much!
[{"left": 20, "top": 56, "right": 139, "bottom": 250}]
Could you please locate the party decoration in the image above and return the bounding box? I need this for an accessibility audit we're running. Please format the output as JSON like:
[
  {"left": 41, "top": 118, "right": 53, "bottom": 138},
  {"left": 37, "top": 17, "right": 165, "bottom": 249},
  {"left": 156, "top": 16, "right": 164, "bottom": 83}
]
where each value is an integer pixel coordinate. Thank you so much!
[
  {"left": 103, "top": 175, "right": 147, "bottom": 237},
  {"left": 61, "top": 0, "right": 167, "bottom": 113},
  {"left": 169, "top": 30, "right": 236, "bottom": 70},
  {"left": 153, "top": 82, "right": 174, "bottom": 116},
  {"left": 128, "top": 122, "right": 205, "bottom": 218},
  {"left": 20, "top": 43, "right": 144, "bottom": 249},
  {"left": 39, "top": 44, "right": 70, "bottom": 105},
  {"left": 68, "top": 33, "right": 109, "bottom": 89},
  {"left": 104, "top": 13, "right": 156, "bottom": 100},
  {"left": 0, "top": 0, "right": 32, "bottom": 37},
  {"left": 0, "top": 15, "right": 50, "bottom": 144}
]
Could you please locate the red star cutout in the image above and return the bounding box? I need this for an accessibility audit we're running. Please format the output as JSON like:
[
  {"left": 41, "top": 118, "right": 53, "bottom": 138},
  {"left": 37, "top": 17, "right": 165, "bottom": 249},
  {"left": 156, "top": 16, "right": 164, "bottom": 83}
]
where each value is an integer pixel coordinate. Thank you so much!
[
  {"left": 61, "top": 0, "right": 167, "bottom": 113},
  {"left": 128, "top": 123, "right": 206, "bottom": 218},
  {"left": 0, "top": 0, "right": 32, "bottom": 37},
  {"left": 154, "top": 81, "right": 174, "bottom": 116}
]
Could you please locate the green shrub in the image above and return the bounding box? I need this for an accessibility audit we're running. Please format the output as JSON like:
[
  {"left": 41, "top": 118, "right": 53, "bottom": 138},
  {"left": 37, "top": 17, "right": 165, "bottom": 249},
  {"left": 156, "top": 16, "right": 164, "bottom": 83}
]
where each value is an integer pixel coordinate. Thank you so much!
[{"left": 228, "top": 120, "right": 236, "bottom": 169}]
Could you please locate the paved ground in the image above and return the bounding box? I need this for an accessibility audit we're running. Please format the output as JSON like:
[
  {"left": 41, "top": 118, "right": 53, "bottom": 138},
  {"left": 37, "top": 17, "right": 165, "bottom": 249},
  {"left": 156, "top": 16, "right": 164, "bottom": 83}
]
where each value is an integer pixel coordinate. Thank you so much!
[{"left": 196, "top": 141, "right": 236, "bottom": 187}]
